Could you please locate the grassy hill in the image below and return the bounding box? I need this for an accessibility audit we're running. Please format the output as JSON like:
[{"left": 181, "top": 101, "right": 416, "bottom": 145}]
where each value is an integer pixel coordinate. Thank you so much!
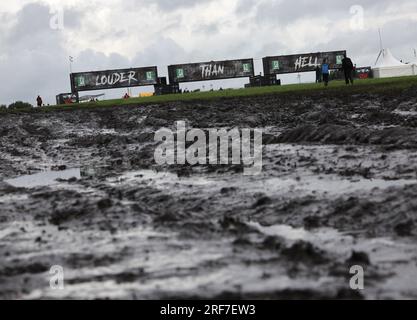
[{"left": 2, "top": 76, "right": 417, "bottom": 114}]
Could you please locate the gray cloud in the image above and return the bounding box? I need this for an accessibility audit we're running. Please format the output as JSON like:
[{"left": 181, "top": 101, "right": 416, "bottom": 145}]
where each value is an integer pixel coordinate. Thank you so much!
[
  {"left": 153, "top": 0, "right": 214, "bottom": 11},
  {"left": 9, "top": 3, "right": 52, "bottom": 37},
  {"left": 325, "top": 18, "right": 417, "bottom": 66},
  {"left": 132, "top": 37, "right": 187, "bottom": 66},
  {"left": 1, "top": 3, "right": 68, "bottom": 105},
  {"left": 237, "top": 0, "right": 397, "bottom": 25},
  {"left": 193, "top": 23, "right": 220, "bottom": 35},
  {"left": 64, "top": 8, "right": 85, "bottom": 29},
  {"left": 75, "top": 50, "right": 131, "bottom": 71},
  {"left": 1, "top": 0, "right": 417, "bottom": 105},
  {"left": 123, "top": 0, "right": 216, "bottom": 12}
]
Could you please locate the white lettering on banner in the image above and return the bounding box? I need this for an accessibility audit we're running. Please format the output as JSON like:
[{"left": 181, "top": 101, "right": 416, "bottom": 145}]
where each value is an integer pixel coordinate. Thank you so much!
[
  {"left": 294, "top": 56, "right": 320, "bottom": 71},
  {"left": 200, "top": 64, "right": 225, "bottom": 78},
  {"left": 96, "top": 71, "right": 138, "bottom": 86}
]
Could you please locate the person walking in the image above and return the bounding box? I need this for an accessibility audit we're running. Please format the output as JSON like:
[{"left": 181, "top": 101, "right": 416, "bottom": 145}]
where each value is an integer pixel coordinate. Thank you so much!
[
  {"left": 342, "top": 54, "right": 354, "bottom": 85},
  {"left": 36, "top": 95, "right": 43, "bottom": 107},
  {"left": 322, "top": 59, "right": 330, "bottom": 87}
]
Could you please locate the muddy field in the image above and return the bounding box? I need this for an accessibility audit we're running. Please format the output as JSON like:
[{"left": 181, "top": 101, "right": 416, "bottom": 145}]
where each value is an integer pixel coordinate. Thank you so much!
[{"left": 1, "top": 86, "right": 417, "bottom": 300}]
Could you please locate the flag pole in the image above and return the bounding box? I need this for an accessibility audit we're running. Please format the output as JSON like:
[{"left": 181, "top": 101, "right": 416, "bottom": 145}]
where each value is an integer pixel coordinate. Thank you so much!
[
  {"left": 375, "top": 29, "right": 384, "bottom": 65},
  {"left": 69, "top": 56, "right": 74, "bottom": 74},
  {"left": 378, "top": 28, "right": 384, "bottom": 52}
]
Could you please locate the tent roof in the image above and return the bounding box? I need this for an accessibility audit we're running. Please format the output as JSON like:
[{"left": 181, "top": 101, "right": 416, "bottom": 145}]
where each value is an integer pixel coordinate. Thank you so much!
[{"left": 375, "top": 48, "right": 405, "bottom": 68}]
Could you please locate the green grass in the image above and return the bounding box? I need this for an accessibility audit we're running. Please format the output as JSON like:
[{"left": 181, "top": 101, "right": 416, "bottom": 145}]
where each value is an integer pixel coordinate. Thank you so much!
[{"left": 2, "top": 76, "right": 417, "bottom": 114}]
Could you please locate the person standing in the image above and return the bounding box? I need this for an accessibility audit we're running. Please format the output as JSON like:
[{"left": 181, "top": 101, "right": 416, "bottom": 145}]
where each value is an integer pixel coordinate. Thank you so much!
[
  {"left": 322, "top": 59, "right": 330, "bottom": 87},
  {"left": 315, "top": 66, "right": 322, "bottom": 83},
  {"left": 36, "top": 95, "right": 43, "bottom": 107},
  {"left": 342, "top": 54, "right": 354, "bottom": 85}
]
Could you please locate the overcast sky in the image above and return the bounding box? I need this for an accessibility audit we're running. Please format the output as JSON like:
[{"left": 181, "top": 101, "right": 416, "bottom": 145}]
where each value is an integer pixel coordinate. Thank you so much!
[{"left": 1, "top": 0, "right": 417, "bottom": 105}]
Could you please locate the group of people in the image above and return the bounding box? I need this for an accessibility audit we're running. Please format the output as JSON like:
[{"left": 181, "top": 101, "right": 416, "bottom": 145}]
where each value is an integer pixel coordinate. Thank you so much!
[{"left": 316, "top": 54, "right": 355, "bottom": 87}]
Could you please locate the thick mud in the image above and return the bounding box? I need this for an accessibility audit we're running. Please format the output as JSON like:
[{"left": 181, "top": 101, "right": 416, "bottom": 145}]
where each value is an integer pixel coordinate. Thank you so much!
[{"left": 1, "top": 87, "right": 417, "bottom": 299}]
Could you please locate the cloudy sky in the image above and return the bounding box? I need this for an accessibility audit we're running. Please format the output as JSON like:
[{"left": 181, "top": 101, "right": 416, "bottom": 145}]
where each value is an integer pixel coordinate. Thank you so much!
[{"left": 1, "top": 0, "right": 417, "bottom": 105}]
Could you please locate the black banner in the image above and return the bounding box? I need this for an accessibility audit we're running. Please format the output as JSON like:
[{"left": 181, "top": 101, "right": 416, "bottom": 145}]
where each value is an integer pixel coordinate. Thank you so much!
[
  {"left": 263, "top": 50, "right": 346, "bottom": 75},
  {"left": 56, "top": 92, "right": 79, "bottom": 105},
  {"left": 0, "top": 300, "right": 405, "bottom": 320},
  {"left": 168, "top": 59, "right": 255, "bottom": 83},
  {"left": 70, "top": 67, "right": 158, "bottom": 92}
]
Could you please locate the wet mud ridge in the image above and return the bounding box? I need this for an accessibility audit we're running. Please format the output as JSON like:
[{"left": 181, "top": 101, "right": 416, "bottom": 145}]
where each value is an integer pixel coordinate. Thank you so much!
[{"left": 1, "top": 87, "right": 417, "bottom": 299}]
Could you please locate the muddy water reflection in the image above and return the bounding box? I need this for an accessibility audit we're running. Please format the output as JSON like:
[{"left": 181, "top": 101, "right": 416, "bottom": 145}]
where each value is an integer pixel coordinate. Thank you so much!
[{"left": 5, "top": 168, "right": 81, "bottom": 188}]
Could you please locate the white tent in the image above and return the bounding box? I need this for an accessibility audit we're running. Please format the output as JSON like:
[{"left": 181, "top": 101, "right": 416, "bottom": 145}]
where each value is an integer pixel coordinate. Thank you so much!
[{"left": 373, "top": 48, "right": 416, "bottom": 78}]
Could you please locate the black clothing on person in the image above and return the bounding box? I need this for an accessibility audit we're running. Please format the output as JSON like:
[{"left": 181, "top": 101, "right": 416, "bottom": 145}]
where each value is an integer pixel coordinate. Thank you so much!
[{"left": 342, "top": 57, "right": 354, "bottom": 85}]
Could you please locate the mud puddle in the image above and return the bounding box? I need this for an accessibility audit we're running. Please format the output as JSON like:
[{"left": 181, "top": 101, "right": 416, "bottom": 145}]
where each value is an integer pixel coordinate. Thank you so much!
[
  {"left": 108, "top": 170, "right": 215, "bottom": 190},
  {"left": 5, "top": 169, "right": 81, "bottom": 188},
  {"left": 393, "top": 110, "right": 417, "bottom": 117},
  {"left": 109, "top": 165, "right": 417, "bottom": 200}
]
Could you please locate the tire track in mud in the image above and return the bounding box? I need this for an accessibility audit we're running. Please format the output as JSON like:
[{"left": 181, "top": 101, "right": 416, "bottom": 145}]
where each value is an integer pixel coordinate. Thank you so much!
[{"left": 1, "top": 87, "right": 417, "bottom": 299}]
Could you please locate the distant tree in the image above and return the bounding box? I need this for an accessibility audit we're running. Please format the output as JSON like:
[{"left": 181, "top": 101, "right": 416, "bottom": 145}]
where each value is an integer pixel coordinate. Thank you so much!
[
  {"left": 8, "top": 101, "right": 33, "bottom": 110},
  {"left": 0, "top": 104, "right": 7, "bottom": 109}
]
